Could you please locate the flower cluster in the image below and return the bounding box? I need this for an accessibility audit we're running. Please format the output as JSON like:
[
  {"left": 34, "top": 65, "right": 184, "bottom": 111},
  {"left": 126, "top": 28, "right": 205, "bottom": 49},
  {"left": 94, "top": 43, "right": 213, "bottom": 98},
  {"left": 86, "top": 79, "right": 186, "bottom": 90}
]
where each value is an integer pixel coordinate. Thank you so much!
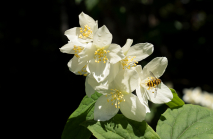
[
  {"left": 60, "top": 12, "right": 173, "bottom": 122},
  {"left": 183, "top": 87, "right": 213, "bottom": 109}
]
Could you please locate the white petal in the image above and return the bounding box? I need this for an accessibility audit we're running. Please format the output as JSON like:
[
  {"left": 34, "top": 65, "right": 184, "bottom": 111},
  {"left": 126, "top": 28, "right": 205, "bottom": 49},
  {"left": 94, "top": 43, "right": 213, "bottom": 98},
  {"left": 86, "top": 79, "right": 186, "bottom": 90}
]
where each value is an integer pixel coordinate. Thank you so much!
[
  {"left": 191, "top": 87, "right": 202, "bottom": 104},
  {"left": 78, "top": 43, "right": 95, "bottom": 64},
  {"left": 92, "top": 63, "right": 120, "bottom": 92},
  {"left": 79, "top": 12, "right": 96, "bottom": 31},
  {"left": 85, "top": 76, "right": 95, "bottom": 97},
  {"left": 133, "top": 65, "right": 143, "bottom": 79},
  {"left": 120, "top": 94, "right": 146, "bottom": 122},
  {"left": 64, "top": 27, "right": 79, "bottom": 41},
  {"left": 59, "top": 41, "right": 75, "bottom": 54},
  {"left": 85, "top": 64, "right": 119, "bottom": 96},
  {"left": 111, "top": 69, "right": 139, "bottom": 93},
  {"left": 93, "top": 25, "right": 112, "bottom": 48},
  {"left": 67, "top": 56, "right": 88, "bottom": 75},
  {"left": 147, "top": 82, "right": 173, "bottom": 104},
  {"left": 142, "top": 57, "right": 168, "bottom": 80},
  {"left": 65, "top": 27, "right": 93, "bottom": 44},
  {"left": 107, "top": 62, "right": 120, "bottom": 83},
  {"left": 126, "top": 43, "right": 154, "bottom": 62},
  {"left": 94, "top": 95, "right": 119, "bottom": 121},
  {"left": 136, "top": 85, "right": 151, "bottom": 113},
  {"left": 87, "top": 74, "right": 109, "bottom": 95},
  {"left": 93, "top": 21, "right": 98, "bottom": 34},
  {"left": 87, "top": 59, "right": 110, "bottom": 83},
  {"left": 122, "top": 39, "right": 133, "bottom": 55},
  {"left": 107, "top": 44, "right": 125, "bottom": 64},
  {"left": 182, "top": 88, "right": 193, "bottom": 103}
]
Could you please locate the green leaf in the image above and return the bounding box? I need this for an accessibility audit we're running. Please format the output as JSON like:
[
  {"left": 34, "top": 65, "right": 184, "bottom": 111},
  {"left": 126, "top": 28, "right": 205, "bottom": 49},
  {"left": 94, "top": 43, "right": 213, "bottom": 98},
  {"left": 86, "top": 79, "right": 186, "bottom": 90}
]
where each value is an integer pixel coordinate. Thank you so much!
[
  {"left": 82, "top": 114, "right": 160, "bottom": 139},
  {"left": 156, "top": 104, "right": 213, "bottom": 139},
  {"left": 61, "top": 92, "right": 102, "bottom": 139},
  {"left": 166, "top": 88, "right": 184, "bottom": 108}
]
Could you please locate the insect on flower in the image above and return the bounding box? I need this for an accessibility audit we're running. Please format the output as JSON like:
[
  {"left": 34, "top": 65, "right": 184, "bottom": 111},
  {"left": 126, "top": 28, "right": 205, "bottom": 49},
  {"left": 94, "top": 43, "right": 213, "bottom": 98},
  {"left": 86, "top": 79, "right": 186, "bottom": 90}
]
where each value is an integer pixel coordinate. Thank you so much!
[
  {"left": 146, "top": 71, "right": 162, "bottom": 98},
  {"left": 135, "top": 57, "right": 173, "bottom": 108}
]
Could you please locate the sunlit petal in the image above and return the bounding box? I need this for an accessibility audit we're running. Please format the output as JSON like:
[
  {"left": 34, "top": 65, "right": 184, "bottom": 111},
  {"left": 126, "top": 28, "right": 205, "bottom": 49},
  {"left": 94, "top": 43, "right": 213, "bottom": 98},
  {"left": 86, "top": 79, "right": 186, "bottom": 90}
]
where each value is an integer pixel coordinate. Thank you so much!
[
  {"left": 64, "top": 27, "right": 79, "bottom": 41},
  {"left": 88, "top": 59, "right": 110, "bottom": 83},
  {"left": 126, "top": 43, "right": 154, "bottom": 62},
  {"left": 147, "top": 82, "right": 173, "bottom": 104},
  {"left": 136, "top": 85, "right": 151, "bottom": 113},
  {"left": 122, "top": 39, "right": 133, "bottom": 55},
  {"left": 86, "top": 74, "right": 109, "bottom": 95},
  {"left": 79, "top": 12, "right": 96, "bottom": 31},
  {"left": 93, "top": 25, "right": 112, "bottom": 48},
  {"left": 111, "top": 69, "right": 139, "bottom": 93},
  {"left": 142, "top": 57, "right": 168, "bottom": 80},
  {"left": 67, "top": 56, "right": 88, "bottom": 75},
  {"left": 78, "top": 43, "right": 95, "bottom": 64},
  {"left": 59, "top": 41, "right": 75, "bottom": 54},
  {"left": 107, "top": 44, "right": 125, "bottom": 64},
  {"left": 120, "top": 94, "right": 146, "bottom": 122},
  {"left": 133, "top": 65, "right": 143, "bottom": 79},
  {"left": 94, "top": 95, "right": 119, "bottom": 121}
]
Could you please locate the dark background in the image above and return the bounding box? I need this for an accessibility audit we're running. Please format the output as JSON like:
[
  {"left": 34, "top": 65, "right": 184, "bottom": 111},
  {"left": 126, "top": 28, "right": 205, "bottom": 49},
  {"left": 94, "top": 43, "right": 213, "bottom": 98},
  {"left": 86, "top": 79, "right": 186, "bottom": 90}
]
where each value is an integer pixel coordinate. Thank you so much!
[{"left": 1, "top": 0, "right": 213, "bottom": 138}]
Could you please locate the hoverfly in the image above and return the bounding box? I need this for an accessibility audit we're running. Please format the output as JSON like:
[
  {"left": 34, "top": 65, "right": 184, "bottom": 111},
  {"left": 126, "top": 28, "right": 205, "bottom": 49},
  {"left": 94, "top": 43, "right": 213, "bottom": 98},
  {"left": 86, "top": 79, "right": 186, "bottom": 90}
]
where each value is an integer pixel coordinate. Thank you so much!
[{"left": 146, "top": 71, "right": 161, "bottom": 98}]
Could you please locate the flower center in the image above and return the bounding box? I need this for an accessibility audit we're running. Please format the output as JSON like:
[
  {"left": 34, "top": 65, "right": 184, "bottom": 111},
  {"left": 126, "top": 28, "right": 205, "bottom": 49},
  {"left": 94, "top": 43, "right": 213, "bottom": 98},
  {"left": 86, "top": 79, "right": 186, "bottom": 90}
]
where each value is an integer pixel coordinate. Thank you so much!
[
  {"left": 120, "top": 56, "right": 138, "bottom": 69},
  {"left": 94, "top": 48, "right": 110, "bottom": 63},
  {"left": 106, "top": 89, "right": 125, "bottom": 108},
  {"left": 77, "top": 65, "right": 88, "bottom": 76},
  {"left": 78, "top": 25, "right": 93, "bottom": 39},
  {"left": 73, "top": 45, "right": 84, "bottom": 58}
]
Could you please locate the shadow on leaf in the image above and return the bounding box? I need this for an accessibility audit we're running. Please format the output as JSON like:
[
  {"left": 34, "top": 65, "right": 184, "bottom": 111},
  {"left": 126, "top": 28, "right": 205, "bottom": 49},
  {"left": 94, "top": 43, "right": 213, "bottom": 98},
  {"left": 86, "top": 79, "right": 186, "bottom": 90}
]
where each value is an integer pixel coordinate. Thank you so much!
[
  {"left": 62, "top": 110, "right": 92, "bottom": 139},
  {"left": 81, "top": 114, "right": 158, "bottom": 138},
  {"left": 159, "top": 115, "right": 166, "bottom": 121}
]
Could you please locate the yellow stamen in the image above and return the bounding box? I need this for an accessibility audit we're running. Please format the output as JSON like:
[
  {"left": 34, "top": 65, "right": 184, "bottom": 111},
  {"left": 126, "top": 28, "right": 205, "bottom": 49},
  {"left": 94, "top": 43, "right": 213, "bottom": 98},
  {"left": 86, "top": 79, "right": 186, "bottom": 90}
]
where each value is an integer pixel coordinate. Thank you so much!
[
  {"left": 94, "top": 48, "right": 110, "bottom": 63},
  {"left": 73, "top": 45, "right": 84, "bottom": 58},
  {"left": 120, "top": 56, "right": 138, "bottom": 69},
  {"left": 77, "top": 65, "right": 88, "bottom": 76},
  {"left": 106, "top": 89, "right": 125, "bottom": 109},
  {"left": 78, "top": 25, "right": 93, "bottom": 39}
]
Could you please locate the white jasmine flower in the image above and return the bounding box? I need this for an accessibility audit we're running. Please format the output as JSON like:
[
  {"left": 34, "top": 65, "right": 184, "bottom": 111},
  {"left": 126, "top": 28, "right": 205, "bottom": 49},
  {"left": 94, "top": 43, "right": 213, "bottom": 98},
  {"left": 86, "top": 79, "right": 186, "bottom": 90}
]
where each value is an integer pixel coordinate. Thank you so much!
[
  {"left": 78, "top": 25, "right": 125, "bottom": 82},
  {"left": 59, "top": 12, "right": 98, "bottom": 76},
  {"left": 94, "top": 69, "right": 146, "bottom": 122},
  {"left": 183, "top": 87, "right": 213, "bottom": 109},
  {"left": 120, "top": 39, "right": 154, "bottom": 70},
  {"left": 59, "top": 41, "right": 91, "bottom": 76},
  {"left": 183, "top": 87, "right": 202, "bottom": 104},
  {"left": 201, "top": 91, "right": 213, "bottom": 109},
  {"left": 135, "top": 57, "right": 173, "bottom": 113},
  {"left": 61, "top": 12, "right": 98, "bottom": 48}
]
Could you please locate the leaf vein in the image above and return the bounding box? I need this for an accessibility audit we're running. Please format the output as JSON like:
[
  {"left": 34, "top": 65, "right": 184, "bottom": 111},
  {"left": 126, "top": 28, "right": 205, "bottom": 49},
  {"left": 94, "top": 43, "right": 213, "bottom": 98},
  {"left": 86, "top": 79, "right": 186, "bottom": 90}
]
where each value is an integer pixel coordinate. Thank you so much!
[
  {"left": 177, "top": 110, "right": 213, "bottom": 139},
  {"left": 187, "top": 126, "right": 213, "bottom": 139},
  {"left": 170, "top": 108, "right": 182, "bottom": 139},
  {"left": 175, "top": 107, "right": 192, "bottom": 139}
]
